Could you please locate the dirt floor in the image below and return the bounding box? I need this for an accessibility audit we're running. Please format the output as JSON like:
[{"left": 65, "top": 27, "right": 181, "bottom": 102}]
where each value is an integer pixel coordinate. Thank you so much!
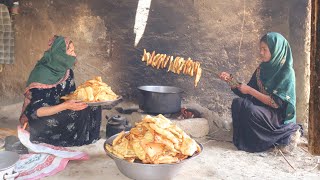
[
  {"left": 1, "top": 102, "right": 320, "bottom": 180},
  {"left": 44, "top": 138, "right": 320, "bottom": 180}
]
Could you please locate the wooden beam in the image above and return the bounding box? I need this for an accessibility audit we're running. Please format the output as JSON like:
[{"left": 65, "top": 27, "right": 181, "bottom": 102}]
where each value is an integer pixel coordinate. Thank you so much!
[{"left": 309, "top": 0, "right": 320, "bottom": 155}]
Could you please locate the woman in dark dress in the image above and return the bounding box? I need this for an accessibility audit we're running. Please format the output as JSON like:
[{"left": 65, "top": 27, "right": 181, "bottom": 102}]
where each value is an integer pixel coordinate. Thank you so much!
[
  {"left": 19, "top": 35, "right": 102, "bottom": 147},
  {"left": 219, "top": 32, "right": 300, "bottom": 153}
]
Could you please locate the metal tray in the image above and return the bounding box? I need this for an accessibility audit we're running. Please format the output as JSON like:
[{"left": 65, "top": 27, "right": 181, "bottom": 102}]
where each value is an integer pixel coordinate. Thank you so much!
[{"left": 86, "top": 96, "right": 122, "bottom": 106}]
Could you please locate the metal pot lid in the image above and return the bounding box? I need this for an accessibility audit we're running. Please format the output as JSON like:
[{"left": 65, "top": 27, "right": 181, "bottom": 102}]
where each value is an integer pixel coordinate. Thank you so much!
[
  {"left": 138, "top": 85, "right": 183, "bottom": 94},
  {"left": 0, "top": 151, "right": 19, "bottom": 170}
]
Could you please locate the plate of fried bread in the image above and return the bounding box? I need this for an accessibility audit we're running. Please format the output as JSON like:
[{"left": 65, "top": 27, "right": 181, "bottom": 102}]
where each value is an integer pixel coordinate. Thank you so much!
[
  {"left": 61, "top": 76, "right": 121, "bottom": 106},
  {"left": 84, "top": 96, "right": 122, "bottom": 106}
]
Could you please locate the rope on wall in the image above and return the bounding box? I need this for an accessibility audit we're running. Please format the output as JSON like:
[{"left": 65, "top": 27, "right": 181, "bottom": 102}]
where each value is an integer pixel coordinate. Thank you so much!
[{"left": 238, "top": 0, "right": 246, "bottom": 63}]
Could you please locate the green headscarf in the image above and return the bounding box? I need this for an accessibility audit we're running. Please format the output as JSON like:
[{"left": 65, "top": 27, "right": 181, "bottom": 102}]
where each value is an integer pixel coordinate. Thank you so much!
[
  {"left": 26, "top": 36, "right": 76, "bottom": 86},
  {"left": 259, "top": 32, "right": 296, "bottom": 124}
]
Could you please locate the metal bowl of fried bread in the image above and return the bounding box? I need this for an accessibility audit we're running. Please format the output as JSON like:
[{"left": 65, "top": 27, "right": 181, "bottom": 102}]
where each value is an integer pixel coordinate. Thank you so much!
[{"left": 103, "top": 114, "right": 203, "bottom": 180}]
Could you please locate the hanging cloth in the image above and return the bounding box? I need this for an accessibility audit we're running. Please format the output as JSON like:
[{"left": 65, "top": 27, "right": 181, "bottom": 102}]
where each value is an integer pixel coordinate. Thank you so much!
[{"left": 0, "top": 3, "right": 14, "bottom": 64}]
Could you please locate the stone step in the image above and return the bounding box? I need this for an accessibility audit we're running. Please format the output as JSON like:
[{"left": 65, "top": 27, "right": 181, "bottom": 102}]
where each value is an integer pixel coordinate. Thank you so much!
[{"left": 171, "top": 118, "right": 209, "bottom": 138}]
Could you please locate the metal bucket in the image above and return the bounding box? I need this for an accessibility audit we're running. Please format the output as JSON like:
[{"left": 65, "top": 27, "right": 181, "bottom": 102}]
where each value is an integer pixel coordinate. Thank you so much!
[{"left": 138, "top": 85, "right": 183, "bottom": 114}]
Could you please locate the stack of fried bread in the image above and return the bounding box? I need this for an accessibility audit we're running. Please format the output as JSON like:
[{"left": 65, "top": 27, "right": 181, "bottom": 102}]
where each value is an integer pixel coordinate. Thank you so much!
[
  {"left": 61, "top": 76, "right": 118, "bottom": 102},
  {"left": 105, "top": 114, "right": 201, "bottom": 164},
  {"left": 141, "top": 49, "right": 202, "bottom": 87}
]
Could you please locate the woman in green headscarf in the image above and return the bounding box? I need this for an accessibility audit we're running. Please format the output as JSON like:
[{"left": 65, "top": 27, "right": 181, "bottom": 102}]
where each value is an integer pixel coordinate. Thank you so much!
[
  {"left": 219, "top": 32, "right": 301, "bottom": 153},
  {"left": 19, "top": 35, "right": 102, "bottom": 147}
]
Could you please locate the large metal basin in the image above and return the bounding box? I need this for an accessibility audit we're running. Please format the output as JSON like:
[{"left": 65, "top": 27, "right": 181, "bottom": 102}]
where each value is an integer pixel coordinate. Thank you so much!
[
  {"left": 104, "top": 132, "right": 203, "bottom": 180},
  {"left": 138, "top": 85, "right": 183, "bottom": 114}
]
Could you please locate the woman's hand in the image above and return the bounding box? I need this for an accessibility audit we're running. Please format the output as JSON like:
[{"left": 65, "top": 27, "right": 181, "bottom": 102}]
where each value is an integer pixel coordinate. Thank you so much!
[
  {"left": 63, "top": 100, "right": 88, "bottom": 111},
  {"left": 237, "top": 84, "right": 253, "bottom": 95},
  {"left": 36, "top": 100, "right": 88, "bottom": 117},
  {"left": 219, "top": 72, "right": 239, "bottom": 89},
  {"left": 219, "top": 72, "right": 232, "bottom": 82}
]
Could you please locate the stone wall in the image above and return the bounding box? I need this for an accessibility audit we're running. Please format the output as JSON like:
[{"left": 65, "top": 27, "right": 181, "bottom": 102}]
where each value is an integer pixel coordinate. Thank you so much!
[{"left": 0, "top": 0, "right": 310, "bottom": 131}]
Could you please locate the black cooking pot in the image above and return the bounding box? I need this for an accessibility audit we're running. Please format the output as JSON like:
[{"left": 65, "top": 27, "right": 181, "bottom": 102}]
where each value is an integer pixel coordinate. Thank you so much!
[
  {"left": 106, "top": 115, "right": 132, "bottom": 138},
  {"left": 138, "top": 85, "right": 183, "bottom": 114}
]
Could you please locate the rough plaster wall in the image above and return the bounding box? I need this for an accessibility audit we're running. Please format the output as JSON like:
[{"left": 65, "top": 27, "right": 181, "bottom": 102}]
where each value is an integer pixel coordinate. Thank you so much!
[
  {"left": 289, "top": 0, "right": 311, "bottom": 127},
  {"left": 0, "top": 0, "right": 310, "bottom": 130}
]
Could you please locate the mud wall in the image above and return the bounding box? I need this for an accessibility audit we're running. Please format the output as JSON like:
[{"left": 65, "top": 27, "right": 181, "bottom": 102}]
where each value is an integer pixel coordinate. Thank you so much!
[{"left": 0, "top": 0, "right": 310, "bottom": 129}]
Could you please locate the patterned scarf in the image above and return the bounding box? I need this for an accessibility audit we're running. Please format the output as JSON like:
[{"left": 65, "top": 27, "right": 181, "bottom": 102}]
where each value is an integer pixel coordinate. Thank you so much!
[
  {"left": 26, "top": 36, "right": 76, "bottom": 86},
  {"left": 258, "top": 32, "right": 296, "bottom": 124},
  {"left": 20, "top": 36, "right": 75, "bottom": 126}
]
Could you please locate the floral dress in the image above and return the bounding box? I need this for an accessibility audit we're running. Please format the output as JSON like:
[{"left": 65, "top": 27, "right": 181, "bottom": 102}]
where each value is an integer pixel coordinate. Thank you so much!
[{"left": 24, "top": 70, "right": 102, "bottom": 147}]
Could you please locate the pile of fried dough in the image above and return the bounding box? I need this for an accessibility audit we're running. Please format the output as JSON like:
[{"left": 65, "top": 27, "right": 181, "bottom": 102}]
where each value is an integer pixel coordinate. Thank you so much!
[
  {"left": 141, "top": 49, "right": 202, "bottom": 87},
  {"left": 61, "top": 76, "right": 118, "bottom": 102},
  {"left": 105, "top": 114, "right": 201, "bottom": 164}
]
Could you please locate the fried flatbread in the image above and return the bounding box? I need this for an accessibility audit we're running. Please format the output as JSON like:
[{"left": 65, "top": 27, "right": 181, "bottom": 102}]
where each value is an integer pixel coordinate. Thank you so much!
[{"left": 141, "top": 50, "right": 203, "bottom": 87}]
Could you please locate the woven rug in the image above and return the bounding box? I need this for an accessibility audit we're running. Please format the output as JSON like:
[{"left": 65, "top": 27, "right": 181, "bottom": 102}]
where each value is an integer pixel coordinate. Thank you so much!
[{"left": 15, "top": 126, "right": 89, "bottom": 180}]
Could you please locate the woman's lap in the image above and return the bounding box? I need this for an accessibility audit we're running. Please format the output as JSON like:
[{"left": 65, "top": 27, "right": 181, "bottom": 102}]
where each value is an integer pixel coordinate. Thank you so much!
[
  {"left": 231, "top": 97, "right": 298, "bottom": 152},
  {"left": 28, "top": 106, "right": 102, "bottom": 146}
]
